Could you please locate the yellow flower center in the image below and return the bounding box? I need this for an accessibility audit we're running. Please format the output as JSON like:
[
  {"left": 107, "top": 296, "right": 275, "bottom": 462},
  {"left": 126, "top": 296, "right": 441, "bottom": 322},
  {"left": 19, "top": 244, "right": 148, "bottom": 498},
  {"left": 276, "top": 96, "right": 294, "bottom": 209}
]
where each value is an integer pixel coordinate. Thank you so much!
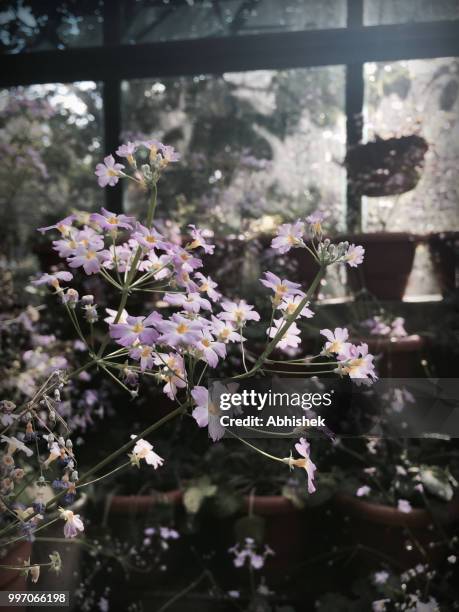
[
  {"left": 132, "top": 323, "right": 144, "bottom": 333},
  {"left": 86, "top": 250, "right": 96, "bottom": 259},
  {"left": 177, "top": 323, "right": 188, "bottom": 334},
  {"left": 108, "top": 216, "right": 119, "bottom": 225}
]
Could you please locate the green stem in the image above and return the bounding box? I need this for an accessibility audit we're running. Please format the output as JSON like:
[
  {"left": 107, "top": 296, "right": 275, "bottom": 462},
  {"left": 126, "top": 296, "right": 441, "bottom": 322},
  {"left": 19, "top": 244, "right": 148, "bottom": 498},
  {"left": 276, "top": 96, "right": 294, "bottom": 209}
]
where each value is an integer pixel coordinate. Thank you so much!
[
  {"left": 0, "top": 404, "right": 187, "bottom": 543},
  {"left": 234, "top": 266, "right": 325, "bottom": 380}
]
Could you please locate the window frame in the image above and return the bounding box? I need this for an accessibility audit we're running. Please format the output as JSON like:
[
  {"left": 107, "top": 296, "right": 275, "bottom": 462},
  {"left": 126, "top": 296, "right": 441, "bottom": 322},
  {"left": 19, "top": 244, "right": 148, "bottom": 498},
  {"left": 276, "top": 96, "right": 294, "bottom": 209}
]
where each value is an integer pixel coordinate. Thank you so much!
[{"left": 0, "top": 0, "right": 458, "bottom": 229}]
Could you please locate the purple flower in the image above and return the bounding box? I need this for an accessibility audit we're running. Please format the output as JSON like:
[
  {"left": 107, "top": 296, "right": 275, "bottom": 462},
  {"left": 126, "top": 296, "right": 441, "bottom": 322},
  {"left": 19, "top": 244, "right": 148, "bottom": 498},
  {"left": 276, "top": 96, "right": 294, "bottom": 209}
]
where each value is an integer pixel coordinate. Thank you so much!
[
  {"left": 188, "top": 225, "right": 215, "bottom": 254},
  {"left": 279, "top": 294, "right": 314, "bottom": 318},
  {"left": 37, "top": 214, "right": 76, "bottom": 235},
  {"left": 132, "top": 224, "right": 167, "bottom": 250},
  {"left": 260, "top": 271, "right": 302, "bottom": 303},
  {"left": 171, "top": 246, "right": 203, "bottom": 274},
  {"left": 290, "top": 438, "right": 317, "bottom": 494},
  {"left": 59, "top": 508, "right": 84, "bottom": 538},
  {"left": 138, "top": 252, "right": 172, "bottom": 278},
  {"left": 391, "top": 317, "right": 408, "bottom": 338},
  {"left": 320, "top": 327, "right": 350, "bottom": 355},
  {"left": 306, "top": 210, "right": 325, "bottom": 235},
  {"left": 271, "top": 220, "right": 305, "bottom": 254},
  {"left": 160, "top": 144, "right": 180, "bottom": 164},
  {"left": 229, "top": 538, "right": 274, "bottom": 570},
  {"left": 67, "top": 245, "right": 108, "bottom": 275},
  {"left": 191, "top": 386, "right": 209, "bottom": 428},
  {"left": 345, "top": 243, "right": 365, "bottom": 267},
  {"left": 129, "top": 345, "right": 155, "bottom": 371},
  {"left": 156, "top": 314, "right": 204, "bottom": 347},
  {"left": 164, "top": 291, "right": 211, "bottom": 313},
  {"left": 356, "top": 485, "right": 371, "bottom": 497},
  {"left": 210, "top": 316, "right": 243, "bottom": 344},
  {"left": 153, "top": 353, "right": 187, "bottom": 399},
  {"left": 397, "top": 499, "right": 412, "bottom": 513},
  {"left": 95, "top": 155, "right": 124, "bottom": 187},
  {"left": 337, "top": 343, "right": 377, "bottom": 383},
  {"left": 194, "top": 273, "right": 221, "bottom": 301},
  {"left": 116, "top": 141, "right": 137, "bottom": 159},
  {"left": 90, "top": 207, "right": 134, "bottom": 232},
  {"left": 219, "top": 300, "right": 260, "bottom": 326},
  {"left": 191, "top": 385, "right": 227, "bottom": 441},
  {"left": 267, "top": 318, "right": 301, "bottom": 351},
  {"left": 195, "top": 332, "right": 226, "bottom": 367},
  {"left": 110, "top": 312, "right": 161, "bottom": 347},
  {"left": 32, "top": 271, "right": 73, "bottom": 287}
]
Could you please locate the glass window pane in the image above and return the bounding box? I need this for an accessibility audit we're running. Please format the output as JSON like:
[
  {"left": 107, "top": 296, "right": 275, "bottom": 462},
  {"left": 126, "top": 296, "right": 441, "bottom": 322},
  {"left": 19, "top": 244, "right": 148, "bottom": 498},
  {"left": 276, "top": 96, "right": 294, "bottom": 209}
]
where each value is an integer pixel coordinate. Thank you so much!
[
  {"left": 122, "top": 0, "right": 346, "bottom": 44},
  {"left": 122, "top": 68, "right": 346, "bottom": 295},
  {"left": 362, "top": 58, "right": 459, "bottom": 234},
  {"left": 364, "top": 0, "right": 459, "bottom": 25},
  {"left": 0, "top": 82, "right": 103, "bottom": 281},
  {"left": 122, "top": 67, "right": 345, "bottom": 232},
  {"left": 0, "top": 1, "right": 103, "bottom": 54}
]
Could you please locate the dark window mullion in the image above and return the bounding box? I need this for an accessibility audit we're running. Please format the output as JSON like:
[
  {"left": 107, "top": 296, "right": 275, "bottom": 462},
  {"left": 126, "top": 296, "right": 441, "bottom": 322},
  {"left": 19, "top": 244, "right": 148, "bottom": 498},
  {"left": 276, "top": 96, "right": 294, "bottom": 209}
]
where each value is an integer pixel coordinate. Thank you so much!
[
  {"left": 345, "top": 0, "right": 364, "bottom": 233},
  {"left": 103, "top": 0, "right": 123, "bottom": 213}
]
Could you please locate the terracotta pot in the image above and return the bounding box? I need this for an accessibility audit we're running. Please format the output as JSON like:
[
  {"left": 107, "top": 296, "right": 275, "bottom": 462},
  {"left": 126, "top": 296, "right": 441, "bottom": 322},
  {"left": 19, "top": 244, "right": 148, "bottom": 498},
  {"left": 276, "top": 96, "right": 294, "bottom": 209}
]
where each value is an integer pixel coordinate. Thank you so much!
[
  {"left": 428, "top": 231, "right": 459, "bottom": 296},
  {"left": 242, "top": 495, "right": 305, "bottom": 575},
  {"left": 356, "top": 334, "right": 425, "bottom": 377},
  {"left": 334, "top": 493, "right": 459, "bottom": 569},
  {"left": 0, "top": 540, "right": 32, "bottom": 612},
  {"left": 345, "top": 135, "right": 428, "bottom": 197},
  {"left": 345, "top": 232, "right": 418, "bottom": 300},
  {"left": 107, "top": 490, "right": 183, "bottom": 515}
]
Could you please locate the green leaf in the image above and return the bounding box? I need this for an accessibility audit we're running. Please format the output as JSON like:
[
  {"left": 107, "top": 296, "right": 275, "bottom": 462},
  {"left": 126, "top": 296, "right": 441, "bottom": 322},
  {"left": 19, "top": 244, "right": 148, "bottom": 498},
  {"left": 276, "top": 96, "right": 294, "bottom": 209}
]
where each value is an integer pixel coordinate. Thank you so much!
[
  {"left": 420, "top": 466, "right": 454, "bottom": 502},
  {"left": 183, "top": 477, "right": 217, "bottom": 514}
]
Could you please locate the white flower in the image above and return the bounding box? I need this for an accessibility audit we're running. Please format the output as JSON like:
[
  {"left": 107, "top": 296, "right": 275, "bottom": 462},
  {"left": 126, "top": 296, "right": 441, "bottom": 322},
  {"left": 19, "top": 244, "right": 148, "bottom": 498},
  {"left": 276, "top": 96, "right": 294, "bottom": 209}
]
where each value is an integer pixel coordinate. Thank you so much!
[
  {"left": 130, "top": 437, "right": 164, "bottom": 469},
  {"left": 267, "top": 318, "right": 301, "bottom": 351},
  {"left": 373, "top": 570, "right": 389, "bottom": 585},
  {"left": 356, "top": 485, "right": 371, "bottom": 497},
  {"left": 1, "top": 435, "right": 33, "bottom": 457},
  {"left": 59, "top": 508, "right": 84, "bottom": 538},
  {"left": 397, "top": 499, "right": 412, "bottom": 513}
]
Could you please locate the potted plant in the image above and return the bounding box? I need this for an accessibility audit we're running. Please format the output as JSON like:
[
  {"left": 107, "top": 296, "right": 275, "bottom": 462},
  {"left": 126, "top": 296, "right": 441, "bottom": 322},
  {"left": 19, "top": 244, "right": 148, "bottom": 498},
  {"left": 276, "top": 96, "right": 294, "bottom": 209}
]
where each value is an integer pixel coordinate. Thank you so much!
[
  {"left": 345, "top": 135, "right": 428, "bottom": 198},
  {"left": 344, "top": 133, "right": 428, "bottom": 301},
  {"left": 351, "top": 313, "right": 425, "bottom": 378},
  {"left": 428, "top": 231, "right": 459, "bottom": 297},
  {"left": 0, "top": 139, "right": 383, "bottom": 605},
  {"left": 330, "top": 429, "right": 459, "bottom": 571}
]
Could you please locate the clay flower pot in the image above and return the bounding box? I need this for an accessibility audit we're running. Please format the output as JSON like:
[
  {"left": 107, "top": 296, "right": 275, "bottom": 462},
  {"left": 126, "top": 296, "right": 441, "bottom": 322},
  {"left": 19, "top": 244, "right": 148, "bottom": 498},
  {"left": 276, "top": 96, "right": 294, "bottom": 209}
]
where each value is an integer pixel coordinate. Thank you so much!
[
  {"left": 345, "top": 232, "right": 418, "bottom": 301},
  {"left": 107, "top": 490, "right": 183, "bottom": 515},
  {"left": 334, "top": 492, "right": 459, "bottom": 569},
  {"left": 241, "top": 495, "right": 306, "bottom": 576},
  {"left": 428, "top": 231, "right": 459, "bottom": 296},
  {"left": 358, "top": 334, "right": 425, "bottom": 378}
]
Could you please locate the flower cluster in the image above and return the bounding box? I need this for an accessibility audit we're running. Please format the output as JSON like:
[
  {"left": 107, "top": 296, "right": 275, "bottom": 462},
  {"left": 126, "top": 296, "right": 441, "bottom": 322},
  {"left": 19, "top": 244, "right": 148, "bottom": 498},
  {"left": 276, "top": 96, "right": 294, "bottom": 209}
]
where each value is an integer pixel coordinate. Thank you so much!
[
  {"left": 0, "top": 370, "right": 80, "bottom": 547},
  {"left": 361, "top": 315, "right": 408, "bottom": 338},
  {"left": 22, "top": 138, "right": 373, "bottom": 549},
  {"left": 270, "top": 216, "right": 364, "bottom": 268},
  {"left": 320, "top": 327, "right": 377, "bottom": 382},
  {"left": 229, "top": 537, "right": 274, "bottom": 570}
]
